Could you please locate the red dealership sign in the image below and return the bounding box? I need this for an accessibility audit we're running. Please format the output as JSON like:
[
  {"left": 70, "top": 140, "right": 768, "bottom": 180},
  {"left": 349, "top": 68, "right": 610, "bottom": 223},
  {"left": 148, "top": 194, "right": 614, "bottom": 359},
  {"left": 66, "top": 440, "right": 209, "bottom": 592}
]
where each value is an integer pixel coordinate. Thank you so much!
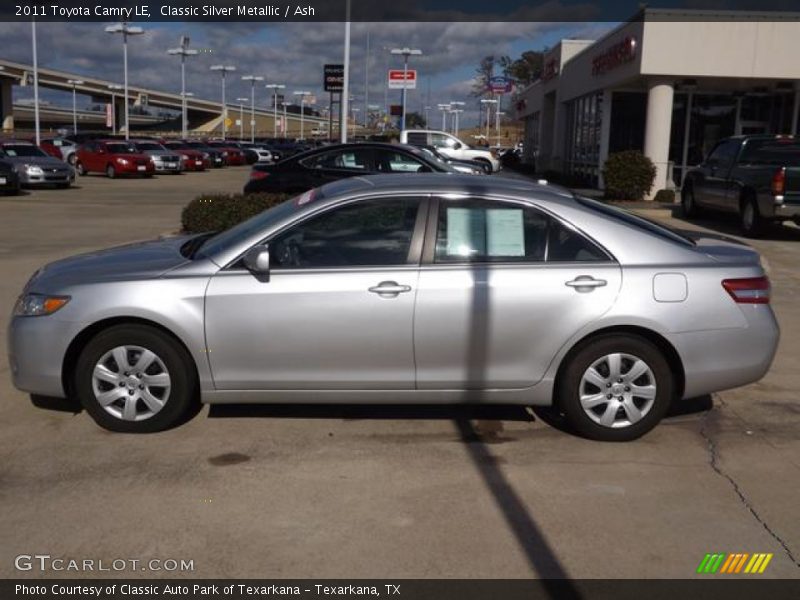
[
  {"left": 592, "top": 36, "right": 637, "bottom": 76},
  {"left": 388, "top": 69, "right": 417, "bottom": 89}
]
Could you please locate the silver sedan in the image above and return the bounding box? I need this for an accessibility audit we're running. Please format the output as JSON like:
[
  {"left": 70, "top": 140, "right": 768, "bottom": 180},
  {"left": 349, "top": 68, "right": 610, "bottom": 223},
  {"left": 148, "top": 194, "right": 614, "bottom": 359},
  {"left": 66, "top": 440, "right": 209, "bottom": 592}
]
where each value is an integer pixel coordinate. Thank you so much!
[{"left": 7, "top": 175, "right": 779, "bottom": 440}]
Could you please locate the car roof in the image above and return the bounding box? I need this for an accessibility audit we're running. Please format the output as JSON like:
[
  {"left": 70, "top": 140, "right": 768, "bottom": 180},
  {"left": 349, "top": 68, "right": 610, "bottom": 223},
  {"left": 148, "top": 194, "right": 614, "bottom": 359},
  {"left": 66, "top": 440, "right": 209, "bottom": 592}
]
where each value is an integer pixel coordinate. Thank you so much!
[{"left": 318, "top": 173, "right": 574, "bottom": 203}]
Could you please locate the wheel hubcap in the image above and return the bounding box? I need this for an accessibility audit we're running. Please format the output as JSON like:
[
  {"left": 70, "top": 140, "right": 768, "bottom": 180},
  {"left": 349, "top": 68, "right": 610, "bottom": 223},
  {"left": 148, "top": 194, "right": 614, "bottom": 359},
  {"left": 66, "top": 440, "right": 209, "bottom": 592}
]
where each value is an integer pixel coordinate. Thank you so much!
[
  {"left": 579, "top": 353, "right": 657, "bottom": 429},
  {"left": 91, "top": 345, "right": 171, "bottom": 421}
]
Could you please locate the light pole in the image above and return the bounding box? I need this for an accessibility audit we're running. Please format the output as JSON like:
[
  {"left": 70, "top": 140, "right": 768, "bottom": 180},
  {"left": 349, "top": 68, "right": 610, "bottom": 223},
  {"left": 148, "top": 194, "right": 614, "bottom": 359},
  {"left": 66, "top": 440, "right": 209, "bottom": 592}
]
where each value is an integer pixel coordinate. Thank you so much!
[
  {"left": 105, "top": 22, "right": 145, "bottom": 141},
  {"left": 265, "top": 83, "right": 285, "bottom": 138},
  {"left": 107, "top": 84, "right": 122, "bottom": 135},
  {"left": 31, "top": 20, "right": 40, "bottom": 145},
  {"left": 424, "top": 105, "right": 431, "bottom": 128},
  {"left": 449, "top": 101, "right": 465, "bottom": 136},
  {"left": 495, "top": 110, "right": 505, "bottom": 145},
  {"left": 236, "top": 97, "right": 248, "bottom": 140},
  {"left": 67, "top": 79, "right": 83, "bottom": 135},
  {"left": 167, "top": 36, "right": 198, "bottom": 140},
  {"left": 480, "top": 98, "right": 497, "bottom": 144},
  {"left": 293, "top": 91, "right": 311, "bottom": 140},
  {"left": 390, "top": 47, "right": 422, "bottom": 131},
  {"left": 437, "top": 103, "right": 450, "bottom": 131},
  {"left": 340, "top": 0, "right": 351, "bottom": 143},
  {"left": 210, "top": 64, "right": 236, "bottom": 140},
  {"left": 241, "top": 75, "right": 264, "bottom": 143},
  {"left": 283, "top": 102, "right": 291, "bottom": 138}
]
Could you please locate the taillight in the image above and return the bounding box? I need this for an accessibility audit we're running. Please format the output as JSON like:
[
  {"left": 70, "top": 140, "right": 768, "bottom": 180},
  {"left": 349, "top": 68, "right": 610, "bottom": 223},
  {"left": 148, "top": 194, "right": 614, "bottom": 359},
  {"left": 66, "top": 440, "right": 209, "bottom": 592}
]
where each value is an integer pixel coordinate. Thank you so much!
[
  {"left": 722, "top": 276, "right": 770, "bottom": 304},
  {"left": 250, "top": 170, "right": 269, "bottom": 180},
  {"left": 771, "top": 167, "right": 785, "bottom": 196}
]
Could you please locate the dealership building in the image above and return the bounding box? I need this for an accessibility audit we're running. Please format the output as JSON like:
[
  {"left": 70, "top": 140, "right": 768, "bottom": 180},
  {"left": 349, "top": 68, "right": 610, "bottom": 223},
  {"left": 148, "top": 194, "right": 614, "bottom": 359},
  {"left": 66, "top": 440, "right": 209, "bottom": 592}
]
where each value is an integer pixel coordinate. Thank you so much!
[{"left": 512, "top": 8, "right": 800, "bottom": 198}]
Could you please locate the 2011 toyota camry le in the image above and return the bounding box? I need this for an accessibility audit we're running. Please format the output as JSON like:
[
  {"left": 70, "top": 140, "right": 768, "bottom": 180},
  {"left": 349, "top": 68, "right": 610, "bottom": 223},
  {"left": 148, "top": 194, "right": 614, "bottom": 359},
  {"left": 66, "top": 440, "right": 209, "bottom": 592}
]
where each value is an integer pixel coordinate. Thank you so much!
[{"left": 7, "top": 174, "right": 779, "bottom": 441}]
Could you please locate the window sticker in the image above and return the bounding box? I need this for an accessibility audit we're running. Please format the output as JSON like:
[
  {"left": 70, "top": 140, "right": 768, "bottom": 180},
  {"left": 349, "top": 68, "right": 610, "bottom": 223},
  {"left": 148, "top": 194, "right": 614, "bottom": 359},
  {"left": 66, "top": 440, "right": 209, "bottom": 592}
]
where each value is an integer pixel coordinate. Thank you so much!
[
  {"left": 446, "top": 207, "right": 486, "bottom": 257},
  {"left": 487, "top": 208, "right": 525, "bottom": 256}
]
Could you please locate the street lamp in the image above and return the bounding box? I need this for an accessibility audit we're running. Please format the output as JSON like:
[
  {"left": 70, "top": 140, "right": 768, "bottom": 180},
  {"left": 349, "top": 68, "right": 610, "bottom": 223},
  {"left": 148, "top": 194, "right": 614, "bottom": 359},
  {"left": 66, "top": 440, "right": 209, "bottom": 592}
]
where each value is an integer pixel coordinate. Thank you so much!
[
  {"left": 180, "top": 92, "right": 194, "bottom": 136},
  {"left": 236, "top": 97, "right": 248, "bottom": 140},
  {"left": 424, "top": 105, "right": 432, "bottom": 128},
  {"left": 67, "top": 79, "right": 84, "bottom": 135},
  {"left": 293, "top": 91, "right": 311, "bottom": 140},
  {"left": 495, "top": 110, "right": 505, "bottom": 145},
  {"left": 105, "top": 22, "right": 145, "bottom": 141},
  {"left": 241, "top": 75, "right": 264, "bottom": 143},
  {"left": 437, "top": 103, "right": 450, "bottom": 131},
  {"left": 449, "top": 101, "right": 465, "bottom": 136},
  {"left": 480, "top": 98, "right": 498, "bottom": 144},
  {"left": 167, "top": 36, "right": 198, "bottom": 139},
  {"left": 283, "top": 102, "right": 292, "bottom": 138},
  {"left": 350, "top": 106, "right": 360, "bottom": 138},
  {"left": 390, "top": 47, "right": 422, "bottom": 131},
  {"left": 265, "top": 83, "right": 285, "bottom": 138},
  {"left": 107, "top": 84, "right": 122, "bottom": 135},
  {"left": 210, "top": 64, "right": 236, "bottom": 140},
  {"left": 31, "top": 21, "right": 40, "bottom": 145}
]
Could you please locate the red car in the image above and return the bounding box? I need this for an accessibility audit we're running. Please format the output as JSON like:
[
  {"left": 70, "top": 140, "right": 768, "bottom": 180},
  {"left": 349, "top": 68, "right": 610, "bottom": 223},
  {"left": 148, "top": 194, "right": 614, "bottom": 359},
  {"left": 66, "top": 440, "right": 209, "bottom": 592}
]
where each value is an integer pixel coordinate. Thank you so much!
[
  {"left": 75, "top": 140, "right": 155, "bottom": 178},
  {"left": 205, "top": 141, "right": 247, "bottom": 166},
  {"left": 162, "top": 142, "right": 209, "bottom": 171}
]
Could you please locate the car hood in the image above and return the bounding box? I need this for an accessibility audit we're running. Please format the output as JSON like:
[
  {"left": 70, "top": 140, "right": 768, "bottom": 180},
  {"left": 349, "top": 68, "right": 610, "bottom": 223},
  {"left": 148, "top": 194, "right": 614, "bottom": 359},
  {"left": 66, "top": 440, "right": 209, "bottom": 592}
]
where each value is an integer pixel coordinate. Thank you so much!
[
  {"left": 27, "top": 236, "right": 195, "bottom": 293},
  {"left": 3, "top": 155, "right": 69, "bottom": 169}
]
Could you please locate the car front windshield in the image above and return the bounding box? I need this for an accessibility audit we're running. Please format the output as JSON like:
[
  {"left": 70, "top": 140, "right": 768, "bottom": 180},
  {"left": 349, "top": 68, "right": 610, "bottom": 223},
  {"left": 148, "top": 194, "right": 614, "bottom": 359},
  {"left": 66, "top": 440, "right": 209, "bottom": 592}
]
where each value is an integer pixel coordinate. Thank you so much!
[
  {"left": 136, "top": 143, "right": 163, "bottom": 151},
  {"left": 404, "top": 145, "right": 455, "bottom": 172},
  {"left": 106, "top": 143, "right": 138, "bottom": 154},
  {"left": 2, "top": 145, "right": 47, "bottom": 157},
  {"left": 194, "top": 190, "right": 323, "bottom": 261}
]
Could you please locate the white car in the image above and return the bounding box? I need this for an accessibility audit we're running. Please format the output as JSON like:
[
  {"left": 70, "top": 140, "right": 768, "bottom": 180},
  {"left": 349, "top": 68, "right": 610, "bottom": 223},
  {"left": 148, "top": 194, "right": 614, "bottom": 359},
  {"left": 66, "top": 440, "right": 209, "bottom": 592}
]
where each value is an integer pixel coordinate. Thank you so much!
[{"left": 401, "top": 129, "right": 501, "bottom": 173}]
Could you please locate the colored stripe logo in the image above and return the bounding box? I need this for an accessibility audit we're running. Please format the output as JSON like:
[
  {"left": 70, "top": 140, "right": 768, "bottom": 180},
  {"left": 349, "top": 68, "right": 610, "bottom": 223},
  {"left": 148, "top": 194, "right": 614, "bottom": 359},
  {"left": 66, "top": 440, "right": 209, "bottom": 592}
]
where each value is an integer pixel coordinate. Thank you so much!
[{"left": 697, "top": 553, "right": 773, "bottom": 574}]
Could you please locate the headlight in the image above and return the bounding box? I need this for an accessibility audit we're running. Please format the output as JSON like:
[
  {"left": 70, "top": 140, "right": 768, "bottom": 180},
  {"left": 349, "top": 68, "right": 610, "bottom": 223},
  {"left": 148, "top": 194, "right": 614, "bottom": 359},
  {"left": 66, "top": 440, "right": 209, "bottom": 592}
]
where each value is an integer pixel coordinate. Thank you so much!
[
  {"left": 181, "top": 154, "right": 190, "bottom": 161},
  {"left": 13, "top": 293, "right": 70, "bottom": 317},
  {"left": 202, "top": 152, "right": 210, "bottom": 159},
  {"left": 116, "top": 158, "right": 130, "bottom": 165},
  {"left": 26, "top": 165, "right": 44, "bottom": 175}
]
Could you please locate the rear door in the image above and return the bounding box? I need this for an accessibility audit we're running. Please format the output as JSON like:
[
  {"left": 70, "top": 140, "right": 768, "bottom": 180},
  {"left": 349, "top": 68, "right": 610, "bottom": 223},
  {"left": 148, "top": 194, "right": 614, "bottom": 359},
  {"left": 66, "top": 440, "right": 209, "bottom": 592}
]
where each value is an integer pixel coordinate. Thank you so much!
[
  {"left": 413, "top": 197, "right": 622, "bottom": 390},
  {"left": 298, "top": 147, "right": 375, "bottom": 186}
]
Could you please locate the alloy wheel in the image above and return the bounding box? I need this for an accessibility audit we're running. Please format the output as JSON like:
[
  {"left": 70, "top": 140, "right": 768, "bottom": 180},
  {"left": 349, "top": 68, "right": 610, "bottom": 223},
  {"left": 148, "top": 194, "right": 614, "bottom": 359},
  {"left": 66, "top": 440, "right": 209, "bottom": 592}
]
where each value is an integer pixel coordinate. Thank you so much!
[
  {"left": 579, "top": 352, "right": 657, "bottom": 429},
  {"left": 91, "top": 345, "right": 171, "bottom": 422}
]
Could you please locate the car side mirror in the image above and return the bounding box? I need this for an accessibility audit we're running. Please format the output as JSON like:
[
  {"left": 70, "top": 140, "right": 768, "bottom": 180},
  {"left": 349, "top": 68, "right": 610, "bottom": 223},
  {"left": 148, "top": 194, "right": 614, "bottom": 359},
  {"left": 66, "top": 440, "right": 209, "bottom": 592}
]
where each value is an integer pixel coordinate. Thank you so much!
[
  {"left": 452, "top": 142, "right": 462, "bottom": 150},
  {"left": 243, "top": 245, "right": 270, "bottom": 280}
]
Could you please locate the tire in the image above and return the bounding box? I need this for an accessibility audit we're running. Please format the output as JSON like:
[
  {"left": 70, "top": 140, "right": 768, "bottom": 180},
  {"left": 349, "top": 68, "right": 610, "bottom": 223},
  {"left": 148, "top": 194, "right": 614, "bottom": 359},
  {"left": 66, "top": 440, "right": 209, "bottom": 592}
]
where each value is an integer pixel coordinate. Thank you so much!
[
  {"left": 73, "top": 324, "right": 199, "bottom": 433},
  {"left": 76, "top": 161, "right": 87, "bottom": 176},
  {"left": 557, "top": 334, "right": 674, "bottom": 442},
  {"left": 740, "top": 195, "right": 765, "bottom": 238},
  {"left": 67, "top": 153, "right": 77, "bottom": 166},
  {"left": 106, "top": 164, "right": 116, "bottom": 179},
  {"left": 681, "top": 183, "right": 700, "bottom": 218},
  {"left": 474, "top": 158, "right": 493, "bottom": 174}
]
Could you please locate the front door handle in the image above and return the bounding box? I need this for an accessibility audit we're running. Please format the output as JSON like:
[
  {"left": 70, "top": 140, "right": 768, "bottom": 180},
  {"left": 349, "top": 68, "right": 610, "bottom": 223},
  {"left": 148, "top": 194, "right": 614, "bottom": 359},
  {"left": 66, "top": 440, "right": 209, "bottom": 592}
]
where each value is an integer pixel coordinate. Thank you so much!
[
  {"left": 565, "top": 276, "right": 607, "bottom": 292},
  {"left": 368, "top": 281, "right": 412, "bottom": 297}
]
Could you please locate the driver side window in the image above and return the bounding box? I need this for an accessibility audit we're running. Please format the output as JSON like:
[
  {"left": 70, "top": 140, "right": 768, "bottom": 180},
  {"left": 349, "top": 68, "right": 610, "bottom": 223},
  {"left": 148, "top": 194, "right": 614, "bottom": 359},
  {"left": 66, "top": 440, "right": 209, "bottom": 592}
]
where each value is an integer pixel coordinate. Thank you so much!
[{"left": 270, "top": 198, "right": 421, "bottom": 269}]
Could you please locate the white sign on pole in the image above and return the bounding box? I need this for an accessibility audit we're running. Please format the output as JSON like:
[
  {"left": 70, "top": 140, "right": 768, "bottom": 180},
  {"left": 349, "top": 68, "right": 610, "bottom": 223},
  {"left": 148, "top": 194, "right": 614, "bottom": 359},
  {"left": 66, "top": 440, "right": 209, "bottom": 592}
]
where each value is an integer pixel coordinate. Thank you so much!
[{"left": 387, "top": 69, "right": 417, "bottom": 90}]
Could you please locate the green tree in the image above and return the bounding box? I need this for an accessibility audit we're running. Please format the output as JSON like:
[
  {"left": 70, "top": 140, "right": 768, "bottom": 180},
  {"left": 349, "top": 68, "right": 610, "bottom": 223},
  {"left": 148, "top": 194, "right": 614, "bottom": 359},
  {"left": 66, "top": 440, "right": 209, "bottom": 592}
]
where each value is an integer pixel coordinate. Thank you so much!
[
  {"left": 508, "top": 50, "right": 545, "bottom": 86},
  {"left": 405, "top": 111, "right": 426, "bottom": 129}
]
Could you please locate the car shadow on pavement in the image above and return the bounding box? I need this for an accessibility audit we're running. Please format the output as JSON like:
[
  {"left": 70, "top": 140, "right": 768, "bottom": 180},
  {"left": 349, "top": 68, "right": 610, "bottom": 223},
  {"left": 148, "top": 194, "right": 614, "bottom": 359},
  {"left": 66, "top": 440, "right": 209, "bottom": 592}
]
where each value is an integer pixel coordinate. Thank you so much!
[
  {"left": 669, "top": 207, "right": 800, "bottom": 242},
  {"left": 30, "top": 393, "right": 82, "bottom": 413}
]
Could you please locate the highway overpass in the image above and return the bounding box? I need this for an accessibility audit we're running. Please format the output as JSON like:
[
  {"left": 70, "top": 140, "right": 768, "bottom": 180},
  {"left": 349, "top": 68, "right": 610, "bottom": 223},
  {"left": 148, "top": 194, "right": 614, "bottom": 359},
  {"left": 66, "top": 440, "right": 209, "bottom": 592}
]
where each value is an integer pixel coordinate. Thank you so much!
[{"left": 0, "top": 58, "right": 335, "bottom": 138}]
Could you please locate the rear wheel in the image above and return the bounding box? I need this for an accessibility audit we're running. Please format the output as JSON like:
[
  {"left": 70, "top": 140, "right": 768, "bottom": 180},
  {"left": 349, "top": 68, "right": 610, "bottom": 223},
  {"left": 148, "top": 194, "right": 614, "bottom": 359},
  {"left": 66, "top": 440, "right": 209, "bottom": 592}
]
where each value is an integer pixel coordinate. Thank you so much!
[
  {"left": 681, "top": 183, "right": 700, "bottom": 218},
  {"left": 74, "top": 325, "right": 199, "bottom": 433},
  {"left": 741, "top": 195, "right": 765, "bottom": 238},
  {"left": 106, "top": 164, "right": 116, "bottom": 179},
  {"left": 67, "top": 153, "right": 77, "bottom": 166},
  {"left": 558, "top": 335, "right": 674, "bottom": 441}
]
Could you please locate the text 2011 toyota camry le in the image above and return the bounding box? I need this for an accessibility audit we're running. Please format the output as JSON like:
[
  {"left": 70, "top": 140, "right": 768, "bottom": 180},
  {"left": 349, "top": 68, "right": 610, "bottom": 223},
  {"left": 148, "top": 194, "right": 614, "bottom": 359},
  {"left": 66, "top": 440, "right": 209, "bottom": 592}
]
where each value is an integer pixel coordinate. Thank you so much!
[{"left": 8, "top": 174, "right": 779, "bottom": 441}]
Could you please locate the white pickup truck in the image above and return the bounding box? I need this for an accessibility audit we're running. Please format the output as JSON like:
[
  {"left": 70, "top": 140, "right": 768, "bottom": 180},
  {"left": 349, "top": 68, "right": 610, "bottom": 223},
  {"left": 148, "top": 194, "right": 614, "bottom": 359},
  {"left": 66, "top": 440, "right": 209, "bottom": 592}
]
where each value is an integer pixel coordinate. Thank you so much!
[{"left": 400, "top": 129, "right": 501, "bottom": 173}]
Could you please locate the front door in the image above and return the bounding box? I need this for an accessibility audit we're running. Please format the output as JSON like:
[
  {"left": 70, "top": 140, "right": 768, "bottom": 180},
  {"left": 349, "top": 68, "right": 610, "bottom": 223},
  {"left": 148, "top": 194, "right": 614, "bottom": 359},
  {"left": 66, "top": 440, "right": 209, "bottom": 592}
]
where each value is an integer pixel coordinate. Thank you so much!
[
  {"left": 414, "top": 197, "right": 622, "bottom": 390},
  {"left": 204, "top": 196, "right": 425, "bottom": 390},
  {"left": 694, "top": 139, "right": 740, "bottom": 209},
  {"left": 299, "top": 146, "right": 375, "bottom": 188}
]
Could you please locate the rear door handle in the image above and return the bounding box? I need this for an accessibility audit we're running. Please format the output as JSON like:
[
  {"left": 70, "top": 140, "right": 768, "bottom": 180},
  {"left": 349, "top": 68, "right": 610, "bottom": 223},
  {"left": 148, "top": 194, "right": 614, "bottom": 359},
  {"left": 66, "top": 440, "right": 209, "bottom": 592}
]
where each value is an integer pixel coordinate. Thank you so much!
[
  {"left": 368, "top": 281, "right": 412, "bottom": 296},
  {"left": 566, "top": 276, "right": 607, "bottom": 292}
]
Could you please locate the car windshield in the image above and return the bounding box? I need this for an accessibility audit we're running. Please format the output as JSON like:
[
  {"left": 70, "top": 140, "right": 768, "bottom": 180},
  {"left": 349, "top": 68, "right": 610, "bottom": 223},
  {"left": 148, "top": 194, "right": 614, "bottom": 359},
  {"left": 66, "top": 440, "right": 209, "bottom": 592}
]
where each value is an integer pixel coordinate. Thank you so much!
[
  {"left": 574, "top": 195, "right": 696, "bottom": 246},
  {"left": 135, "top": 143, "right": 164, "bottom": 151},
  {"left": 106, "top": 143, "right": 138, "bottom": 154},
  {"left": 739, "top": 138, "right": 800, "bottom": 166},
  {"left": 1, "top": 144, "right": 47, "bottom": 157},
  {"left": 191, "top": 190, "right": 323, "bottom": 260}
]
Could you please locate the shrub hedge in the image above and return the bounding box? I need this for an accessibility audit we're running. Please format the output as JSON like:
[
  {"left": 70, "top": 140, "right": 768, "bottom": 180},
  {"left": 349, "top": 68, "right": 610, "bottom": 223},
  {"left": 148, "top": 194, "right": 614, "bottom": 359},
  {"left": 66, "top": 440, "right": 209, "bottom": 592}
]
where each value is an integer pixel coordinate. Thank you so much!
[
  {"left": 653, "top": 189, "right": 676, "bottom": 204},
  {"left": 181, "top": 192, "right": 290, "bottom": 233},
  {"left": 601, "top": 151, "right": 656, "bottom": 201}
]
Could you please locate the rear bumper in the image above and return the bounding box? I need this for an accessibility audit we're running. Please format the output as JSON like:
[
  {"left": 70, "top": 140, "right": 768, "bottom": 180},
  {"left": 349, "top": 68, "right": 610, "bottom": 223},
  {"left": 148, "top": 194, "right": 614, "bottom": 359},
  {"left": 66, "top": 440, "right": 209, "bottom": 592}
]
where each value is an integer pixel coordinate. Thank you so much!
[
  {"left": 673, "top": 305, "right": 779, "bottom": 398},
  {"left": 773, "top": 203, "right": 800, "bottom": 220}
]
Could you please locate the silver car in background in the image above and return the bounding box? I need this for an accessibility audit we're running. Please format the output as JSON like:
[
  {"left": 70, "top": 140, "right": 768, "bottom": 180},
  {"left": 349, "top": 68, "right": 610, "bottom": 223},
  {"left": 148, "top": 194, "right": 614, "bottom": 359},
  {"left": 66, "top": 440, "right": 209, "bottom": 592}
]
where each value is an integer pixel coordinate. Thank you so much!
[
  {"left": 7, "top": 175, "right": 779, "bottom": 440},
  {"left": 0, "top": 141, "right": 74, "bottom": 188},
  {"left": 131, "top": 140, "right": 183, "bottom": 174}
]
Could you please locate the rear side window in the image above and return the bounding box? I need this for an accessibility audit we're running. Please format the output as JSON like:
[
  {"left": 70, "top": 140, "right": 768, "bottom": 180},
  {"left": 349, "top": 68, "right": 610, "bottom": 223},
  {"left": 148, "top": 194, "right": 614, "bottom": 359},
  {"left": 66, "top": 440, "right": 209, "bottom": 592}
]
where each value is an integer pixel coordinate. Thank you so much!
[
  {"left": 739, "top": 139, "right": 800, "bottom": 166},
  {"left": 434, "top": 199, "right": 608, "bottom": 263},
  {"left": 300, "top": 149, "right": 371, "bottom": 171},
  {"left": 406, "top": 132, "right": 428, "bottom": 146}
]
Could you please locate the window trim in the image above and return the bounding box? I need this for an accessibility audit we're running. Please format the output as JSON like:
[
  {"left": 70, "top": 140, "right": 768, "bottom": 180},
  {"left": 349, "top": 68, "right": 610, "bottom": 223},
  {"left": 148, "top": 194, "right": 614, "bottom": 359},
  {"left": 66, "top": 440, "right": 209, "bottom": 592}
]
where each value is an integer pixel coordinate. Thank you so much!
[
  {"left": 421, "top": 196, "right": 614, "bottom": 266},
  {"left": 298, "top": 147, "right": 375, "bottom": 172},
  {"left": 225, "top": 194, "right": 430, "bottom": 272}
]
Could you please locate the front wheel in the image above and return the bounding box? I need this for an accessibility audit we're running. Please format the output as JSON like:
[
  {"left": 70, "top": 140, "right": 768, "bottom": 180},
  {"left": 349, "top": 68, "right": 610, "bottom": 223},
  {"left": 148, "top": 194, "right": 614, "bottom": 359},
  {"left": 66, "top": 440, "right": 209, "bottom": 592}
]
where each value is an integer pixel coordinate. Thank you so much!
[
  {"left": 681, "top": 183, "right": 700, "bottom": 218},
  {"left": 557, "top": 335, "right": 674, "bottom": 441},
  {"left": 76, "top": 161, "right": 87, "bottom": 176},
  {"left": 106, "top": 164, "right": 116, "bottom": 179},
  {"left": 74, "top": 325, "right": 199, "bottom": 432}
]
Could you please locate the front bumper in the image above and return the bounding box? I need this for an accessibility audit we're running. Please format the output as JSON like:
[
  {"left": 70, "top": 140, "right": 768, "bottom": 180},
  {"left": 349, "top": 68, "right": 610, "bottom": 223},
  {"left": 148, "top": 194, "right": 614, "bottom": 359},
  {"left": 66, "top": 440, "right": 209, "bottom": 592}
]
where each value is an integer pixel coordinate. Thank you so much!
[
  {"left": 7, "top": 315, "right": 86, "bottom": 398},
  {"left": 19, "top": 170, "right": 72, "bottom": 185},
  {"left": 152, "top": 161, "right": 182, "bottom": 173}
]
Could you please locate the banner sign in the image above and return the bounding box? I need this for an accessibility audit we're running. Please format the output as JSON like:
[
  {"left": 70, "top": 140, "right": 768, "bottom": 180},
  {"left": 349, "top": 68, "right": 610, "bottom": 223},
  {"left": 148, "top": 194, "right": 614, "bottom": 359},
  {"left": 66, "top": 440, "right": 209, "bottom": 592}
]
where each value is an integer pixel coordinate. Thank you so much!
[{"left": 388, "top": 69, "right": 417, "bottom": 89}]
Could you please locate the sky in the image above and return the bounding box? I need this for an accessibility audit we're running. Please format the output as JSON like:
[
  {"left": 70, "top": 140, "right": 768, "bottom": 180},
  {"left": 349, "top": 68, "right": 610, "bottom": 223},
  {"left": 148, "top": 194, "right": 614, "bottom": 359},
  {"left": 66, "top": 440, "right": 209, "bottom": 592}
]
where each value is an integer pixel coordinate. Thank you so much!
[{"left": 0, "top": 20, "right": 616, "bottom": 128}]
